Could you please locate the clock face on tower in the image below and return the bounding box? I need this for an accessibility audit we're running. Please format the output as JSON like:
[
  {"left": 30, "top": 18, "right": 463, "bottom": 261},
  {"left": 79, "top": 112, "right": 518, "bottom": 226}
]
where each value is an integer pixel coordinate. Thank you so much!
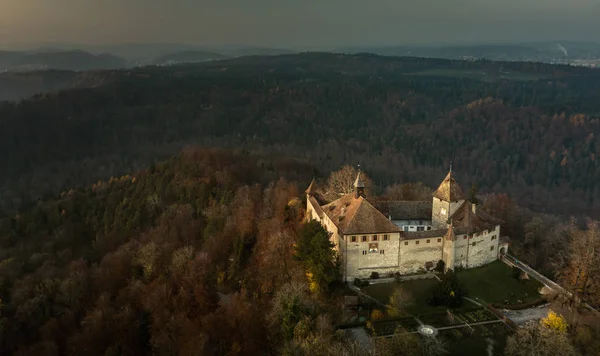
[{"left": 441, "top": 208, "right": 447, "bottom": 216}]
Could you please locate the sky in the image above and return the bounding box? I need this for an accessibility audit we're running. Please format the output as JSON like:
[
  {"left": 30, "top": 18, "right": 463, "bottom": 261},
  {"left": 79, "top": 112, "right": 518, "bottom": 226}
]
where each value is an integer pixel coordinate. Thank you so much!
[{"left": 1, "top": 0, "right": 599, "bottom": 48}]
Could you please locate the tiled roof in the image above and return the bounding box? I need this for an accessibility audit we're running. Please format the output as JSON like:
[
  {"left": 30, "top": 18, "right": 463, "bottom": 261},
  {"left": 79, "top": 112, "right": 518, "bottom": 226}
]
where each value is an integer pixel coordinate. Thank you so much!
[
  {"left": 449, "top": 201, "right": 500, "bottom": 234},
  {"left": 444, "top": 224, "right": 456, "bottom": 241},
  {"left": 401, "top": 229, "right": 447, "bottom": 240},
  {"left": 354, "top": 172, "right": 365, "bottom": 188},
  {"left": 309, "top": 196, "right": 325, "bottom": 219},
  {"left": 305, "top": 178, "right": 318, "bottom": 195},
  {"left": 321, "top": 193, "right": 401, "bottom": 235},
  {"left": 382, "top": 201, "right": 432, "bottom": 220},
  {"left": 432, "top": 171, "right": 466, "bottom": 202}
]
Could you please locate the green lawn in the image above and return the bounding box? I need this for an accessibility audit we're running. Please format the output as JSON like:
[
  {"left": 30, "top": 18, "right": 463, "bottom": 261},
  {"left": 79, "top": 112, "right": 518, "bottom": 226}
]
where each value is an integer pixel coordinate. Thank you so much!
[{"left": 458, "top": 261, "right": 543, "bottom": 304}]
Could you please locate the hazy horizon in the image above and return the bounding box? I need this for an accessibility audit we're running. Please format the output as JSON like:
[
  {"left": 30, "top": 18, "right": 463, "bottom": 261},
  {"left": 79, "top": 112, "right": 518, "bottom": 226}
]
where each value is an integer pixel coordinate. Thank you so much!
[{"left": 1, "top": 0, "right": 600, "bottom": 49}]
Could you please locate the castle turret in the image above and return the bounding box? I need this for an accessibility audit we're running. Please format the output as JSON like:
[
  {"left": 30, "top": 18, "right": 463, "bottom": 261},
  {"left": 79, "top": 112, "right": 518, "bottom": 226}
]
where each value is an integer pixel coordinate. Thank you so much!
[
  {"left": 354, "top": 171, "right": 365, "bottom": 199},
  {"left": 442, "top": 222, "right": 456, "bottom": 271},
  {"left": 431, "top": 164, "right": 466, "bottom": 229},
  {"left": 305, "top": 178, "right": 318, "bottom": 197}
]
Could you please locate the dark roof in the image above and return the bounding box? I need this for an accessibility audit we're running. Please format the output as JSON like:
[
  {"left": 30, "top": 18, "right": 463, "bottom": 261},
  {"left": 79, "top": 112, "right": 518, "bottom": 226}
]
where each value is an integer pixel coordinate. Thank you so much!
[
  {"left": 382, "top": 201, "right": 431, "bottom": 220},
  {"left": 401, "top": 229, "right": 447, "bottom": 240},
  {"left": 305, "top": 178, "right": 318, "bottom": 195},
  {"left": 309, "top": 196, "right": 325, "bottom": 219},
  {"left": 433, "top": 171, "right": 466, "bottom": 202},
  {"left": 322, "top": 193, "right": 401, "bottom": 235},
  {"left": 354, "top": 172, "right": 365, "bottom": 188},
  {"left": 449, "top": 201, "right": 501, "bottom": 234},
  {"left": 500, "top": 236, "right": 511, "bottom": 244}
]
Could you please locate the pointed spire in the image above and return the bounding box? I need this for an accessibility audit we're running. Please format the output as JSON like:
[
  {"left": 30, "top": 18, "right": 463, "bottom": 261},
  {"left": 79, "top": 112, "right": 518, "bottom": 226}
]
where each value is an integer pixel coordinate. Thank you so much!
[
  {"left": 353, "top": 165, "right": 366, "bottom": 198},
  {"left": 432, "top": 165, "right": 465, "bottom": 202},
  {"left": 444, "top": 221, "right": 456, "bottom": 241},
  {"left": 305, "top": 178, "right": 318, "bottom": 196}
]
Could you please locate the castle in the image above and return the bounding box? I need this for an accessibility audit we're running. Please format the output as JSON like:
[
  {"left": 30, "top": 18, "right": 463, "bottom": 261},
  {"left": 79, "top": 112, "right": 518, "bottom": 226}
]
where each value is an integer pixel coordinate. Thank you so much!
[{"left": 305, "top": 168, "right": 510, "bottom": 281}]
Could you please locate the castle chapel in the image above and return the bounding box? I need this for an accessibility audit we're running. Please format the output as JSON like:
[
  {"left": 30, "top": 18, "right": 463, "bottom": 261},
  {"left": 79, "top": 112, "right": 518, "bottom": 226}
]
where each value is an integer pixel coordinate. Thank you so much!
[{"left": 305, "top": 169, "right": 510, "bottom": 281}]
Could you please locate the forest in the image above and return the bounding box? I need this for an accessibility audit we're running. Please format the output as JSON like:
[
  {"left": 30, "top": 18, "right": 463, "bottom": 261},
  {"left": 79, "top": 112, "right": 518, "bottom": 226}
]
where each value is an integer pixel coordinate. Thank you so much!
[
  {"left": 0, "top": 148, "right": 599, "bottom": 356},
  {"left": 2, "top": 53, "right": 600, "bottom": 218}
]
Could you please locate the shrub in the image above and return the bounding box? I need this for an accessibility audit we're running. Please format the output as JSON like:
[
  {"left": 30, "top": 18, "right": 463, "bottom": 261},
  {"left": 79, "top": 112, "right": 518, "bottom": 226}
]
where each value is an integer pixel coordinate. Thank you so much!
[{"left": 370, "top": 272, "right": 380, "bottom": 279}]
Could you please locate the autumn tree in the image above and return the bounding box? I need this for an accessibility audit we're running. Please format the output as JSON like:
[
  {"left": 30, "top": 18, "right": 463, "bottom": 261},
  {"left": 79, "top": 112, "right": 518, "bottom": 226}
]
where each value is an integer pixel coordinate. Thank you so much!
[
  {"left": 387, "top": 286, "right": 414, "bottom": 316},
  {"left": 554, "top": 220, "right": 600, "bottom": 307},
  {"left": 504, "top": 311, "right": 579, "bottom": 356},
  {"left": 374, "top": 329, "right": 447, "bottom": 356}
]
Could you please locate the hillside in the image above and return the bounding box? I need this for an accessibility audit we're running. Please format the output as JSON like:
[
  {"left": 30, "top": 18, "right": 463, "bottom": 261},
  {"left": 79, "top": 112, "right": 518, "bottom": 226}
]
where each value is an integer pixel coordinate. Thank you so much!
[
  {"left": 2, "top": 53, "right": 600, "bottom": 217},
  {"left": 152, "top": 50, "right": 229, "bottom": 65},
  {"left": 0, "top": 50, "right": 128, "bottom": 72}
]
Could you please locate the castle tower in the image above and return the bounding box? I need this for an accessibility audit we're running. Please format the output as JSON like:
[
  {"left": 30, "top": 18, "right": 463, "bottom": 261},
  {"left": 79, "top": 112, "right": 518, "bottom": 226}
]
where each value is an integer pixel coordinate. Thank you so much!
[
  {"left": 354, "top": 170, "right": 365, "bottom": 198},
  {"left": 442, "top": 223, "right": 456, "bottom": 271},
  {"left": 431, "top": 165, "right": 466, "bottom": 229}
]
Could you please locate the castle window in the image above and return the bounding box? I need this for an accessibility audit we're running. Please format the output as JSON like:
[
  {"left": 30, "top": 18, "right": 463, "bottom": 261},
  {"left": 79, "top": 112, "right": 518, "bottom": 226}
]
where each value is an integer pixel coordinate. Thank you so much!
[
  {"left": 491, "top": 235, "right": 496, "bottom": 240},
  {"left": 463, "top": 236, "right": 467, "bottom": 240},
  {"left": 351, "top": 236, "right": 357, "bottom": 242},
  {"left": 380, "top": 250, "right": 385, "bottom": 254},
  {"left": 362, "top": 251, "right": 367, "bottom": 255},
  {"left": 416, "top": 241, "right": 420, "bottom": 245},
  {"left": 417, "top": 227, "right": 424, "bottom": 231},
  {"left": 437, "top": 238, "right": 441, "bottom": 242},
  {"left": 404, "top": 241, "right": 408, "bottom": 245},
  {"left": 362, "top": 236, "right": 367, "bottom": 242},
  {"left": 404, "top": 226, "right": 409, "bottom": 232},
  {"left": 490, "top": 246, "right": 495, "bottom": 251},
  {"left": 383, "top": 235, "right": 389, "bottom": 241},
  {"left": 372, "top": 235, "right": 378, "bottom": 241},
  {"left": 472, "top": 242, "right": 476, "bottom": 247},
  {"left": 427, "top": 226, "right": 432, "bottom": 230},
  {"left": 426, "top": 239, "right": 430, "bottom": 243}
]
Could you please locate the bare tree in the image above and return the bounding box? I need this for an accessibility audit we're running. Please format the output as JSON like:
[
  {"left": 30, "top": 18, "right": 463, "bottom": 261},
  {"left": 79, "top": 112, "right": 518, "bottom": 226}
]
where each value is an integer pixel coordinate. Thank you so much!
[{"left": 321, "top": 165, "right": 373, "bottom": 202}]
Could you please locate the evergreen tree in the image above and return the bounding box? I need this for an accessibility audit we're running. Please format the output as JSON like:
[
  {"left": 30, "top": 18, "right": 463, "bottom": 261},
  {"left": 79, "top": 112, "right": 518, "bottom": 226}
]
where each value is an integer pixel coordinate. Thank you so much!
[
  {"left": 294, "top": 221, "right": 338, "bottom": 293},
  {"left": 428, "top": 269, "right": 467, "bottom": 308}
]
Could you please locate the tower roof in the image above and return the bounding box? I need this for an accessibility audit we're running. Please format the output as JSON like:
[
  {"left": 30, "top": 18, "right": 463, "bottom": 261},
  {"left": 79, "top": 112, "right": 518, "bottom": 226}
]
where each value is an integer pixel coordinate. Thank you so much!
[
  {"left": 305, "top": 178, "right": 318, "bottom": 195},
  {"left": 353, "top": 172, "right": 365, "bottom": 188},
  {"left": 433, "top": 170, "right": 465, "bottom": 202},
  {"left": 444, "top": 222, "right": 456, "bottom": 241}
]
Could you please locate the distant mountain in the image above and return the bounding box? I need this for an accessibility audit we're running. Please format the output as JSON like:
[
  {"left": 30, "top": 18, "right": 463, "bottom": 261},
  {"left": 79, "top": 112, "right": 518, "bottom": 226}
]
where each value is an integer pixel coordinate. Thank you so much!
[
  {"left": 0, "top": 69, "right": 124, "bottom": 102},
  {"left": 152, "top": 50, "right": 229, "bottom": 65},
  {"left": 335, "top": 42, "right": 600, "bottom": 64},
  {"left": 0, "top": 50, "right": 128, "bottom": 72}
]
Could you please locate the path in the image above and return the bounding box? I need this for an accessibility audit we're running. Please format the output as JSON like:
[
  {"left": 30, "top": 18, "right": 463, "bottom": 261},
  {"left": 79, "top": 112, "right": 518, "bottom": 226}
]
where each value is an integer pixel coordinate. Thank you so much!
[
  {"left": 503, "top": 254, "right": 599, "bottom": 314},
  {"left": 346, "top": 327, "right": 372, "bottom": 350},
  {"left": 501, "top": 306, "right": 549, "bottom": 325}
]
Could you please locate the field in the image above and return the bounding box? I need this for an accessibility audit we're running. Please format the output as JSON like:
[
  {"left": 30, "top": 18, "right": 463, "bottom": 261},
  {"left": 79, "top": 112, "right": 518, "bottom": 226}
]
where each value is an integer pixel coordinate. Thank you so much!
[
  {"left": 458, "top": 261, "right": 543, "bottom": 305},
  {"left": 407, "top": 68, "right": 547, "bottom": 81}
]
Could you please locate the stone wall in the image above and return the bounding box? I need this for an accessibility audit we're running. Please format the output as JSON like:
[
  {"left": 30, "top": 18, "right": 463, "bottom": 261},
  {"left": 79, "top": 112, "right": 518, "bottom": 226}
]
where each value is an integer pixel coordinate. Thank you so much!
[
  {"left": 343, "top": 232, "right": 402, "bottom": 280},
  {"left": 452, "top": 225, "right": 501, "bottom": 269},
  {"left": 399, "top": 236, "right": 444, "bottom": 274}
]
